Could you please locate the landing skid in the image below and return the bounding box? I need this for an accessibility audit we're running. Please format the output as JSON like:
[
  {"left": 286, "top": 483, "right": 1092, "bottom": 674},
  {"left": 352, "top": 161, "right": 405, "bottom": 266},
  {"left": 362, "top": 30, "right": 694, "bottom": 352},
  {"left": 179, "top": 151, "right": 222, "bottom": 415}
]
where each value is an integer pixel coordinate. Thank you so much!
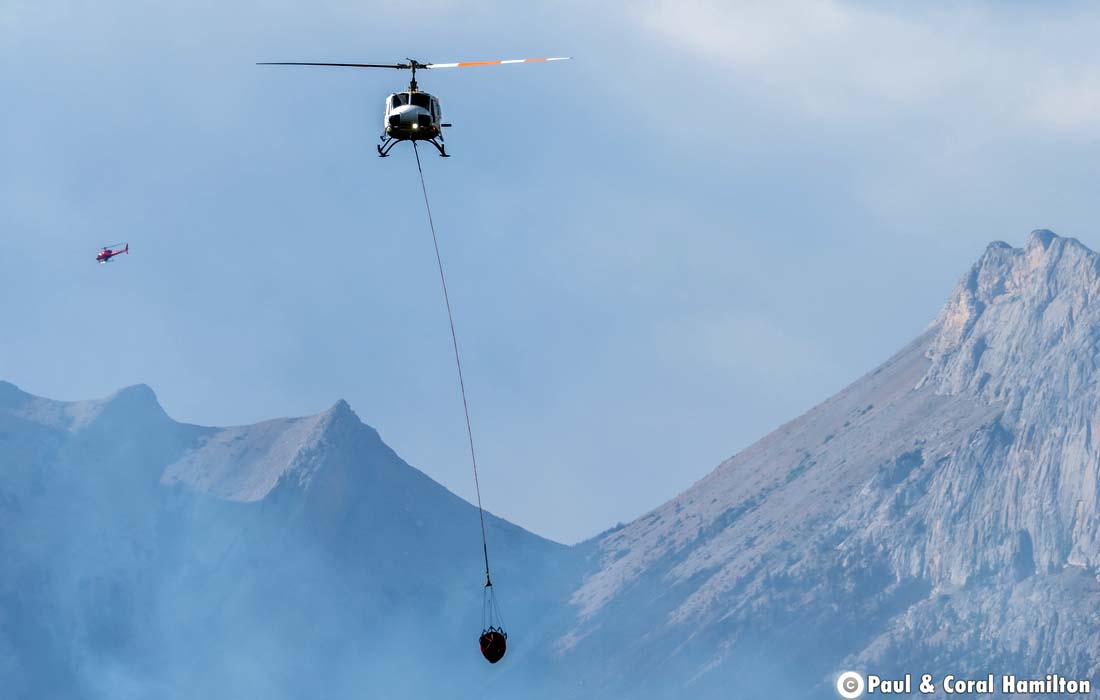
[
  {"left": 377, "top": 135, "right": 450, "bottom": 158},
  {"left": 377, "top": 135, "right": 399, "bottom": 157},
  {"left": 425, "top": 137, "right": 450, "bottom": 158}
]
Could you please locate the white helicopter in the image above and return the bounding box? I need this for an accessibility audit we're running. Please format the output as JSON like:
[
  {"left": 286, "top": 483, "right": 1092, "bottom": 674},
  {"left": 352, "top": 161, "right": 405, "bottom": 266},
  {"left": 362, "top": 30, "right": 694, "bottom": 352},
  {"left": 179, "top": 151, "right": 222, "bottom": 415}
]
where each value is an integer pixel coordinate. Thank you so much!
[{"left": 257, "top": 57, "right": 570, "bottom": 158}]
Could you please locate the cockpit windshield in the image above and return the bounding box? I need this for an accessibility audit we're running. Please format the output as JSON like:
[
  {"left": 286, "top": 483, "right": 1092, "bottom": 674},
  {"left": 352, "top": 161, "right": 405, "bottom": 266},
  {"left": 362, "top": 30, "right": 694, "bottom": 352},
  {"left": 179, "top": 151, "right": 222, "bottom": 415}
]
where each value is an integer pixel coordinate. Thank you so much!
[
  {"left": 390, "top": 94, "right": 409, "bottom": 109},
  {"left": 410, "top": 93, "right": 431, "bottom": 109}
]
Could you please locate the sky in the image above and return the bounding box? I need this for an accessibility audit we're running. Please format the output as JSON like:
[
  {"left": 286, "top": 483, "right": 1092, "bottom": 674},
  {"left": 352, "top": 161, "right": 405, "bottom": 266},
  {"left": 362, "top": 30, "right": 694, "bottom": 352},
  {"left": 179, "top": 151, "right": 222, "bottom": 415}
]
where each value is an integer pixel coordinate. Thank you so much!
[{"left": 5, "top": 0, "right": 1100, "bottom": 543}]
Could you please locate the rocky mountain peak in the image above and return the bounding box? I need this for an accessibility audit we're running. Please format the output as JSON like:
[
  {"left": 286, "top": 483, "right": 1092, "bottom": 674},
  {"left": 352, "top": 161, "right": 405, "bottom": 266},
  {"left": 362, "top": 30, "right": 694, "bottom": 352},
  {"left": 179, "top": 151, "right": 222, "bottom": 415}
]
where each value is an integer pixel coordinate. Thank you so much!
[
  {"left": 159, "top": 396, "right": 388, "bottom": 503},
  {"left": 326, "top": 398, "right": 353, "bottom": 417},
  {"left": 0, "top": 380, "right": 171, "bottom": 434},
  {"left": 920, "top": 230, "right": 1100, "bottom": 404},
  {"left": 316, "top": 398, "right": 364, "bottom": 438},
  {"left": 92, "top": 383, "right": 169, "bottom": 421},
  {"left": 109, "top": 383, "right": 158, "bottom": 401}
]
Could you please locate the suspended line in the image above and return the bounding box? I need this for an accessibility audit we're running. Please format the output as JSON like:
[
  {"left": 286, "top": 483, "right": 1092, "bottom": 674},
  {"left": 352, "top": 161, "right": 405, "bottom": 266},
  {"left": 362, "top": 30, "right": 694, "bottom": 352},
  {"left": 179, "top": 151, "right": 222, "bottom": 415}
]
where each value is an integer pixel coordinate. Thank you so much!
[{"left": 412, "top": 142, "right": 494, "bottom": 587}]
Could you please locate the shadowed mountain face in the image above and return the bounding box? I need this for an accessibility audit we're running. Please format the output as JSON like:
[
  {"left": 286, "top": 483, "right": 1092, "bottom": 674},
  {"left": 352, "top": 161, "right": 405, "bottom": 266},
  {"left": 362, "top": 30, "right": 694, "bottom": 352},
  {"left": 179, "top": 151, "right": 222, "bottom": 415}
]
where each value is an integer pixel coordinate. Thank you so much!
[
  {"left": 0, "top": 384, "right": 578, "bottom": 699},
  {"left": 4, "top": 231, "right": 1100, "bottom": 698}
]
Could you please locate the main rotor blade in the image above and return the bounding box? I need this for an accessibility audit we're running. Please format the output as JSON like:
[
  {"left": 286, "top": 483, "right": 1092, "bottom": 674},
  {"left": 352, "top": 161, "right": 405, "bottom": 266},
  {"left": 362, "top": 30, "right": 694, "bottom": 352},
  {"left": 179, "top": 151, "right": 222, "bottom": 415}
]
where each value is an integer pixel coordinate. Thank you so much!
[
  {"left": 426, "top": 57, "right": 571, "bottom": 69},
  {"left": 256, "top": 62, "right": 407, "bottom": 69}
]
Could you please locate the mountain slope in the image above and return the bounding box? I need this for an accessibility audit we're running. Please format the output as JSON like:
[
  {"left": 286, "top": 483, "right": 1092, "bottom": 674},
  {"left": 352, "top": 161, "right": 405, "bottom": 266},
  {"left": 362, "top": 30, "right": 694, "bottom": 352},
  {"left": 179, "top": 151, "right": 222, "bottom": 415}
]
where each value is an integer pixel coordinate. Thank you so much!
[
  {"left": 558, "top": 230, "right": 1100, "bottom": 698},
  {"left": 0, "top": 383, "right": 577, "bottom": 699}
]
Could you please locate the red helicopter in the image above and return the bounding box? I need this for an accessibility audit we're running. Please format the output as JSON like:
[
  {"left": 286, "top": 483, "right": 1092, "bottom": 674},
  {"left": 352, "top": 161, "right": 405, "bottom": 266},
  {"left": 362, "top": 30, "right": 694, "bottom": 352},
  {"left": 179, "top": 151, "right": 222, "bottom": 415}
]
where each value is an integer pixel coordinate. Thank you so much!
[{"left": 96, "top": 243, "right": 129, "bottom": 264}]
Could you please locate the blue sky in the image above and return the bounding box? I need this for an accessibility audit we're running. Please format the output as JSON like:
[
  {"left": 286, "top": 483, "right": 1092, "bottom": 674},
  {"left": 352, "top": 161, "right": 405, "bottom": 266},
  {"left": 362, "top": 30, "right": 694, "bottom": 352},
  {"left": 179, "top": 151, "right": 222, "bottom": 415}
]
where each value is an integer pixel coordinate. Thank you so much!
[{"left": 5, "top": 0, "right": 1100, "bottom": 543}]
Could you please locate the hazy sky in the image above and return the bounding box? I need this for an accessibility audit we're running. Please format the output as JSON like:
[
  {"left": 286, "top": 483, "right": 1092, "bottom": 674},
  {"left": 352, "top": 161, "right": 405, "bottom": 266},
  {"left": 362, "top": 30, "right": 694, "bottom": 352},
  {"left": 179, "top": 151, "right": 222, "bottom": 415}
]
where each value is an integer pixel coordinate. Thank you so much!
[{"left": 5, "top": 1, "right": 1100, "bottom": 543}]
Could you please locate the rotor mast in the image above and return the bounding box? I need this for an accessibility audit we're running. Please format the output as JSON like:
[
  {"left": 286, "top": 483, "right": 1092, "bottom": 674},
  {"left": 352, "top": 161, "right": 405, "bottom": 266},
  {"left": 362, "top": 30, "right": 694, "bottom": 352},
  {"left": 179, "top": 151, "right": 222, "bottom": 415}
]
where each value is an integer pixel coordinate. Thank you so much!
[{"left": 406, "top": 59, "right": 426, "bottom": 91}]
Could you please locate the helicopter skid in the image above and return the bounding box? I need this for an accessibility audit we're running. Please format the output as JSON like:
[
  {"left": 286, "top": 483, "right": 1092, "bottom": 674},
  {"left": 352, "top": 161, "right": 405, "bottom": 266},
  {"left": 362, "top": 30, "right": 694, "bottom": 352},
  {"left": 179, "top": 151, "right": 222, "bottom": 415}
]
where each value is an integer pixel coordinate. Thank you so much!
[
  {"left": 424, "top": 137, "right": 450, "bottom": 158},
  {"left": 377, "top": 136, "right": 400, "bottom": 157},
  {"left": 377, "top": 135, "right": 449, "bottom": 158}
]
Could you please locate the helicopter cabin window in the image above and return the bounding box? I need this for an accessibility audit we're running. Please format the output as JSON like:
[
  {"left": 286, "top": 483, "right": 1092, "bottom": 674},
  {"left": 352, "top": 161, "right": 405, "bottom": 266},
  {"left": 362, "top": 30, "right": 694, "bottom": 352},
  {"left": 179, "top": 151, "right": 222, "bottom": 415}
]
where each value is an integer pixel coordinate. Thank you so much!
[
  {"left": 410, "top": 93, "right": 431, "bottom": 109},
  {"left": 390, "top": 94, "right": 409, "bottom": 110}
]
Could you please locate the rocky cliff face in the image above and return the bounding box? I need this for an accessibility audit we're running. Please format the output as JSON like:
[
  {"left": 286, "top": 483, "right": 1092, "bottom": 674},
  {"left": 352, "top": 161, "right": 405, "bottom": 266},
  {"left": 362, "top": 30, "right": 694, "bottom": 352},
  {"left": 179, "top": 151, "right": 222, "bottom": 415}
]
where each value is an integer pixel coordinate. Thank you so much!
[
  {"left": 558, "top": 231, "right": 1100, "bottom": 698},
  {"left": 921, "top": 231, "right": 1100, "bottom": 576}
]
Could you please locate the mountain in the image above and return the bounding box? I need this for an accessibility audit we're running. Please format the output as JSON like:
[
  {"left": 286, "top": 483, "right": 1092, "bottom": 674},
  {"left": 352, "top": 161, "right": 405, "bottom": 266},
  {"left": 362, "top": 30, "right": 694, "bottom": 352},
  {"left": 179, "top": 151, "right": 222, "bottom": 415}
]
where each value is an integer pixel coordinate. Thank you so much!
[
  {"left": 5, "top": 230, "right": 1100, "bottom": 699},
  {"left": 0, "top": 382, "right": 577, "bottom": 699},
  {"left": 556, "top": 230, "right": 1100, "bottom": 697}
]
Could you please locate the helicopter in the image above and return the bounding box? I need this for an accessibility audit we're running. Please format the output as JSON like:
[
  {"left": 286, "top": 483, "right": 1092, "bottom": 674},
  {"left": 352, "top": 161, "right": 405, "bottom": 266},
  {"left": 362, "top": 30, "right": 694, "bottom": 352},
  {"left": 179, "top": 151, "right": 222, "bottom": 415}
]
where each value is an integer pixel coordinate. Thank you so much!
[
  {"left": 257, "top": 57, "right": 570, "bottom": 157},
  {"left": 96, "top": 243, "right": 128, "bottom": 263}
]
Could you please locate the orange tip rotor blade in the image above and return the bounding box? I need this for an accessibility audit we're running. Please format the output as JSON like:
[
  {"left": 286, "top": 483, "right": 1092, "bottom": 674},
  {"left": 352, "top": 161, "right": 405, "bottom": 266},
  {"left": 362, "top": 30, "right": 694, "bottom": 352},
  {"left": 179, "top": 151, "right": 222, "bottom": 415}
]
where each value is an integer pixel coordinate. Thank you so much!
[{"left": 427, "top": 57, "right": 571, "bottom": 69}]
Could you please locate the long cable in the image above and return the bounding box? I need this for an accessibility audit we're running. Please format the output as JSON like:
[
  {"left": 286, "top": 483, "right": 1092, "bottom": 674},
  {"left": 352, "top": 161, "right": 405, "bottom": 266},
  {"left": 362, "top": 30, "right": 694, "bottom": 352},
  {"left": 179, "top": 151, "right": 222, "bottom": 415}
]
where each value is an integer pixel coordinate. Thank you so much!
[{"left": 413, "top": 142, "right": 494, "bottom": 588}]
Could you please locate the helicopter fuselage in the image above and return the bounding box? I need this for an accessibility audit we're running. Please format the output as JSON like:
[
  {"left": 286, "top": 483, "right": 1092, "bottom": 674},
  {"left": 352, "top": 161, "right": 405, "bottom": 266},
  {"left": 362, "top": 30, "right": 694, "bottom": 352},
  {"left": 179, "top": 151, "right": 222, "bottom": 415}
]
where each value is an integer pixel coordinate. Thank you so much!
[{"left": 383, "top": 90, "right": 443, "bottom": 142}]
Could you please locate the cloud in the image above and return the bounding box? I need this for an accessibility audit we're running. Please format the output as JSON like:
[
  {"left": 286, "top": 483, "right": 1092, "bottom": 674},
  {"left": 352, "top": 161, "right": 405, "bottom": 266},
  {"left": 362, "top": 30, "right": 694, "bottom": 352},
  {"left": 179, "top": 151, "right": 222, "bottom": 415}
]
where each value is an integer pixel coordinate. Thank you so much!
[{"left": 636, "top": 0, "right": 1100, "bottom": 139}]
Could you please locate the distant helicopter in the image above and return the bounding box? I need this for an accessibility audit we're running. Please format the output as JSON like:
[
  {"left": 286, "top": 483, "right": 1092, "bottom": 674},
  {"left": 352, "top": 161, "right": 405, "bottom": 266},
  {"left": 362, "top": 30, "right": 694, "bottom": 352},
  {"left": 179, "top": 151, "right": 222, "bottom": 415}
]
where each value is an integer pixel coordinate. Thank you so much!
[
  {"left": 96, "top": 243, "right": 128, "bottom": 264},
  {"left": 257, "top": 57, "right": 570, "bottom": 158}
]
